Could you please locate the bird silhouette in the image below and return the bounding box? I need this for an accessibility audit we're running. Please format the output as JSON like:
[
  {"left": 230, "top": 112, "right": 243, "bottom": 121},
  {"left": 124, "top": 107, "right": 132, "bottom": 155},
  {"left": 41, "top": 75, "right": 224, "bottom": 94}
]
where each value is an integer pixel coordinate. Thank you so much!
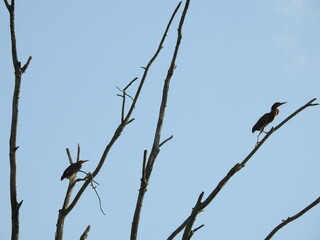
[
  {"left": 252, "top": 102, "right": 286, "bottom": 144},
  {"left": 60, "top": 160, "right": 88, "bottom": 181}
]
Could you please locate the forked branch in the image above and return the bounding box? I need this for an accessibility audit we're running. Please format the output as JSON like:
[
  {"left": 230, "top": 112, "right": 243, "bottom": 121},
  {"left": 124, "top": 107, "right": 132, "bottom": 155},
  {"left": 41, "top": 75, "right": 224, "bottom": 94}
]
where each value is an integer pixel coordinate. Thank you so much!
[{"left": 130, "top": 1, "right": 190, "bottom": 240}]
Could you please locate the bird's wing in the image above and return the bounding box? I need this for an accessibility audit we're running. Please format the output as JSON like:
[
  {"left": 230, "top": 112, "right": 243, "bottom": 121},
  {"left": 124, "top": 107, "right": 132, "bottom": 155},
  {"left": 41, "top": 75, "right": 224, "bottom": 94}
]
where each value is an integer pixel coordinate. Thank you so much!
[
  {"left": 60, "top": 163, "right": 81, "bottom": 180},
  {"left": 252, "top": 113, "right": 271, "bottom": 133}
]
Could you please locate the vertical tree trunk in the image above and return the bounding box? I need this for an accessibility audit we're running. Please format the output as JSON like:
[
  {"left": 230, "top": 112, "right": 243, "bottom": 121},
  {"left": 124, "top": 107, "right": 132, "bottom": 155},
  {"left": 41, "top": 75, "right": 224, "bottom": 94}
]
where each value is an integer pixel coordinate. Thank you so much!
[{"left": 4, "top": 1, "right": 32, "bottom": 239}]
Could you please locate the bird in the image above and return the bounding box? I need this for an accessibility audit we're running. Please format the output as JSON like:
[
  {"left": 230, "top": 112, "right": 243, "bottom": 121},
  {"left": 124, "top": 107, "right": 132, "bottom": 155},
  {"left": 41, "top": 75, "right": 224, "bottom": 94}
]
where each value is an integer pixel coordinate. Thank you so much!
[
  {"left": 252, "top": 102, "right": 287, "bottom": 144},
  {"left": 60, "top": 160, "right": 88, "bottom": 181}
]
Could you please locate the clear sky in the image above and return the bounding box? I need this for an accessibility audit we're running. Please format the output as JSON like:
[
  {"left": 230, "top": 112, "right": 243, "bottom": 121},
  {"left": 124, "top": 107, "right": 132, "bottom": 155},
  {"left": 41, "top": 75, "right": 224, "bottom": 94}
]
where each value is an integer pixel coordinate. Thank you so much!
[{"left": 1, "top": 0, "right": 320, "bottom": 239}]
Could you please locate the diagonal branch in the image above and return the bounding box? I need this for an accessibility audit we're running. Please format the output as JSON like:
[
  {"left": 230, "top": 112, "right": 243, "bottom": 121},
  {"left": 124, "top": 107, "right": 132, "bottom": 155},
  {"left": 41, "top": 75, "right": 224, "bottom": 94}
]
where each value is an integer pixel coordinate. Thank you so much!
[
  {"left": 265, "top": 196, "right": 320, "bottom": 240},
  {"left": 4, "top": 0, "right": 10, "bottom": 11},
  {"left": 80, "top": 225, "right": 90, "bottom": 240},
  {"left": 168, "top": 98, "right": 318, "bottom": 240}
]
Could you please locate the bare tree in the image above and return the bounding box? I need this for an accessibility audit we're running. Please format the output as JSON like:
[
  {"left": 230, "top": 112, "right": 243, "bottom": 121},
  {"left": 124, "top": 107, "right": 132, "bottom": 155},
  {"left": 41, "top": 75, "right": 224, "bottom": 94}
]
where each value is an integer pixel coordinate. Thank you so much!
[
  {"left": 4, "top": 1, "right": 319, "bottom": 240},
  {"left": 3, "top": 0, "right": 32, "bottom": 240}
]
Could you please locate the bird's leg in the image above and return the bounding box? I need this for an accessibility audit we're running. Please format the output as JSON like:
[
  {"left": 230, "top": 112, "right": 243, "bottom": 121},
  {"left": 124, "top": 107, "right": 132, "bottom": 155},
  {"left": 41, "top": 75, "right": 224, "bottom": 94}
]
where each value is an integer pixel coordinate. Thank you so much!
[{"left": 256, "top": 131, "right": 262, "bottom": 146}]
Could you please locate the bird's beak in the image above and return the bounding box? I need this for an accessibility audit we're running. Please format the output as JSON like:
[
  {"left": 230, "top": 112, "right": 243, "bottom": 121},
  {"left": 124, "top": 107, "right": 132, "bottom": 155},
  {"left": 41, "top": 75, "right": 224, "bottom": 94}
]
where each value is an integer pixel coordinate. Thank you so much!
[{"left": 279, "top": 102, "right": 287, "bottom": 106}]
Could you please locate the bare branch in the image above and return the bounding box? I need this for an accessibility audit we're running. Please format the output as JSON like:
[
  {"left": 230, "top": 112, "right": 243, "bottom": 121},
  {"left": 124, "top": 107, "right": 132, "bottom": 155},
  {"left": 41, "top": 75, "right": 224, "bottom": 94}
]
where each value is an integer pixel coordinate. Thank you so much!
[
  {"left": 168, "top": 98, "right": 319, "bottom": 239},
  {"left": 265, "top": 196, "right": 320, "bottom": 240},
  {"left": 182, "top": 192, "right": 204, "bottom": 240},
  {"left": 80, "top": 225, "right": 90, "bottom": 240},
  {"left": 187, "top": 224, "right": 205, "bottom": 240},
  {"left": 124, "top": 77, "right": 138, "bottom": 91},
  {"left": 131, "top": 2, "right": 191, "bottom": 240},
  {"left": 159, "top": 135, "right": 173, "bottom": 148},
  {"left": 21, "top": 56, "right": 32, "bottom": 73},
  {"left": 192, "top": 224, "right": 204, "bottom": 233},
  {"left": 121, "top": 90, "right": 126, "bottom": 122},
  {"left": 242, "top": 98, "right": 318, "bottom": 166},
  {"left": 4, "top": 0, "right": 11, "bottom": 11},
  {"left": 66, "top": 148, "right": 73, "bottom": 164},
  {"left": 142, "top": 150, "right": 147, "bottom": 181},
  {"left": 127, "top": 118, "right": 135, "bottom": 125},
  {"left": 117, "top": 77, "right": 138, "bottom": 122},
  {"left": 76, "top": 144, "right": 80, "bottom": 162},
  {"left": 86, "top": 172, "right": 106, "bottom": 215}
]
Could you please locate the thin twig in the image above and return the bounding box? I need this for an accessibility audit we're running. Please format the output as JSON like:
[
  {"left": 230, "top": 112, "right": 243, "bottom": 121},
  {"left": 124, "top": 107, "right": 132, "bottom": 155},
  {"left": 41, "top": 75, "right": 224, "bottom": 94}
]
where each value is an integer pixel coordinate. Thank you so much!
[
  {"left": 265, "top": 196, "right": 320, "bottom": 240},
  {"left": 142, "top": 150, "right": 147, "bottom": 181},
  {"left": 117, "top": 78, "right": 137, "bottom": 122},
  {"left": 90, "top": 180, "right": 106, "bottom": 215},
  {"left": 124, "top": 77, "right": 138, "bottom": 91},
  {"left": 192, "top": 224, "right": 204, "bottom": 233},
  {"left": 121, "top": 90, "right": 126, "bottom": 122},
  {"left": 21, "top": 56, "right": 32, "bottom": 73},
  {"left": 76, "top": 171, "right": 100, "bottom": 185},
  {"left": 187, "top": 224, "right": 205, "bottom": 240},
  {"left": 77, "top": 144, "right": 80, "bottom": 162},
  {"left": 66, "top": 148, "right": 73, "bottom": 164},
  {"left": 159, "top": 135, "right": 173, "bottom": 148},
  {"left": 80, "top": 225, "right": 90, "bottom": 240},
  {"left": 127, "top": 118, "right": 135, "bottom": 125}
]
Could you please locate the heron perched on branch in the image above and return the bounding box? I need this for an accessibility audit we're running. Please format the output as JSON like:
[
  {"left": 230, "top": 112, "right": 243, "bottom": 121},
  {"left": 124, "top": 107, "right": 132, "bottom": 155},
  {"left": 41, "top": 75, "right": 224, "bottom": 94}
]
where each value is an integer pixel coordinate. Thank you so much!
[
  {"left": 252, "top": 102, "right": 287, "bottom": 143},
  {"left": 60, "top": 160, "right": 88, "bottom": 181}
]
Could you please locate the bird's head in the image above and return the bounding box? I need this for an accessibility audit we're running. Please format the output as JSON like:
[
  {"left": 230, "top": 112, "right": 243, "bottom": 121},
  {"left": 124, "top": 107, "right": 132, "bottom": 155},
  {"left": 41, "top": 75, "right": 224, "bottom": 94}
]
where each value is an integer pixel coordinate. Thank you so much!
[
  {"left": 78, "top": 160, "right": 89, "bottom": 165},
  {"left": 271, "top": 102, "right": 287, "bottom": 110}
]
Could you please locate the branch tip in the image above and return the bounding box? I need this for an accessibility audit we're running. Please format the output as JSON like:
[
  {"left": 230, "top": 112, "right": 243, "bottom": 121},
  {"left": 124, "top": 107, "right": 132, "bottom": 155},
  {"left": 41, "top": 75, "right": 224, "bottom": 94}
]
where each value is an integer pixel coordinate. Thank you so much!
[
  {"left": 21, "top": 56, "right": 32, "bottom": 73},
  {"left": 124, "top": 77, "right": 138, "bottom": 91},
  {"left": 127, "top": 118, "right": 135, "bottom": 124},
  {"left": 192, "top": 224, "right": 204, "bottom": 233},
  {"left": 80, "top": 225, "right": 91, "bottom": 240},
  {"left": 18, "top": 200, "right": 23, "bottom": 209},
  {"left": 159, "top": 135, "right": 173, "bottom": 147}
]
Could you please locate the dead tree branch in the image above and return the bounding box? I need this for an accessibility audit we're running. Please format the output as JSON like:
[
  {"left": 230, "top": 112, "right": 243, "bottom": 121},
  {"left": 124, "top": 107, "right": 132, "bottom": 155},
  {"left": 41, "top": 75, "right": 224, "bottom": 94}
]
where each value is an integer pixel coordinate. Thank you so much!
[
  {"left": 265, "top": 196, "right": 320, "bottom": 240},
  {"left": 117, "top": 77, "right": 138, "bottom": 123},
  {"left": 168, "top": 98, "right": 318, "bottom": 240},
  {"left": 130, "top": 1, "right": 190, "bottom": 240},
  {"left": 4, "top": 0, "right": 32, "bottom": 239},
  {"left": 80, "top": 225, "right": 90, "bottom": 240}
]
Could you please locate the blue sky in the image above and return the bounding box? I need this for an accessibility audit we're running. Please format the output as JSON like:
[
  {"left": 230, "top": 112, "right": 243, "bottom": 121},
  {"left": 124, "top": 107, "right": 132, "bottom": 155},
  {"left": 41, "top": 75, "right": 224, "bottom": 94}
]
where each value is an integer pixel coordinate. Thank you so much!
[{"left": 1, "top": 0, "right": 319, "bottom": 239}]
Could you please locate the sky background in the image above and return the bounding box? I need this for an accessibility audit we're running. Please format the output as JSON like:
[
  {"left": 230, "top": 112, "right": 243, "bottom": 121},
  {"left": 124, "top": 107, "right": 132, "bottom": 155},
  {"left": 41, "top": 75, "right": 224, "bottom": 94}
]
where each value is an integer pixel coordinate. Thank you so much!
[{"left": 1, "top": 0, "right": 320, "bottom": 239}]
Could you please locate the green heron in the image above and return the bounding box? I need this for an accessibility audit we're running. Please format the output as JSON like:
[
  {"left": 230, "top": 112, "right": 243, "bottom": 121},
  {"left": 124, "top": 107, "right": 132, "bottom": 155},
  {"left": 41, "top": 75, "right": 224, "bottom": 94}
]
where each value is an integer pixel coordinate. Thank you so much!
[
  {"left": 60, "top": 160, "right": 88, "bottom": 181},
  {"left": 252, "top": 102, "right": 287, "bottom": 143}
]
